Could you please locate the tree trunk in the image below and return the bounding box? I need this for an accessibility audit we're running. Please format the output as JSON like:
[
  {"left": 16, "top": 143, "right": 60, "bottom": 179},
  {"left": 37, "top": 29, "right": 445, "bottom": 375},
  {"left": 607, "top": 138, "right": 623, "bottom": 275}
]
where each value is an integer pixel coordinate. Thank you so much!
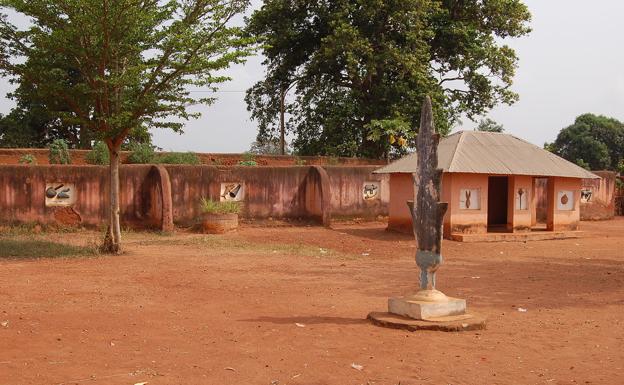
[
  {"left": 102, "top": 144, "right": 122, "bottom": 253},
  {"left": 279, "top": 87, "right": 286, "bottom": 156}
]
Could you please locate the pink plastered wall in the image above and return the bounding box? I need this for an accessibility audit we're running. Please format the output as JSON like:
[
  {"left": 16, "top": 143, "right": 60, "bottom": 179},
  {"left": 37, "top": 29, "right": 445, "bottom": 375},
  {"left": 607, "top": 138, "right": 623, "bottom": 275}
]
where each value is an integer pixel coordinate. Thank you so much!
[
  {"left": 547, "top": 177, "right": 581, "bottom": 231},
  {"left": 446, "top": 173, "right": 488, "bottom": 235},
  {"left": 507, "top": 175, "right": 533, "bottom": 231},
  {"left": 387, "top": 173, "right": 414, "bottom": 233},
  {"left": 580, "top": 171, "right": 616, "bottom": 220},
  {"left": 386, "top": 172, "right": 584, "bottom": 237}
]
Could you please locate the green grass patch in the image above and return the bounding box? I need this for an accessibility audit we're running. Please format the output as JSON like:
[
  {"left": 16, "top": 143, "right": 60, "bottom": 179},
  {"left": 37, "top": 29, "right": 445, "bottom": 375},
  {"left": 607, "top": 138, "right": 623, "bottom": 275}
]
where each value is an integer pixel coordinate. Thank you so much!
[
  {"left": 144, "top": 235, "right": 356, "bottom": 259},
  {"left": 0, "top": 239, "right": 98, "bottom": 259},
  {"left": 199, "top": 198, "right": 242, "bottom": 214},
  {"left": 0, "top": 223, "right": 82, "bottom": 236}
]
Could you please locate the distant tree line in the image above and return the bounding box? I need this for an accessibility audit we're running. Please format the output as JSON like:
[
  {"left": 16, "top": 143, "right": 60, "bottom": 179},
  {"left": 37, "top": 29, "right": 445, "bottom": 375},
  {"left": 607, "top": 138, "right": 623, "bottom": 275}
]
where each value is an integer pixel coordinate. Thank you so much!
[{"left": 545, "top": 113, "right": 624, "bottom": 172}]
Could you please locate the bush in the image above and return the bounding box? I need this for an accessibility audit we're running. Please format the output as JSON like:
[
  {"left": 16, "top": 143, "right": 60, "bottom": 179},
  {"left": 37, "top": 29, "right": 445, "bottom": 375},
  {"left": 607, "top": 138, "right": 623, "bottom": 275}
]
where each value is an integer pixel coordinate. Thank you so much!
[
  {"left": 199, "top": 197, "right": 241, "bottom": 214},
  {"left": 48, "top": 139, "right": 71, "bottom": 164},
  {"left": 326, "top": 156, "right": 339, "bottom": 165},
  {"left": 157, "top": 152, "right": 200, "bottom": 165},
  {"left": 85, "top": 141, "right": 110, "bottom": 165},
  {"left": 18, "top": 154, "right": 37, "bottom": 164},
  {"left": 126, "top": 143, "right": 156, "bottom": 164},
  {"left": 238, "top": 152, "right": 257, "bottom": 166}
]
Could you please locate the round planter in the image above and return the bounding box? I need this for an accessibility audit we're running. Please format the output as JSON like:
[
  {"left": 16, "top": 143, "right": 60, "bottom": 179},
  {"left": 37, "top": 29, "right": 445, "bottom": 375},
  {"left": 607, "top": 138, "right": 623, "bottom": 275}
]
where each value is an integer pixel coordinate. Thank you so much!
[{"left": 200, "top": 213, "right": 238, "bottom": 234}]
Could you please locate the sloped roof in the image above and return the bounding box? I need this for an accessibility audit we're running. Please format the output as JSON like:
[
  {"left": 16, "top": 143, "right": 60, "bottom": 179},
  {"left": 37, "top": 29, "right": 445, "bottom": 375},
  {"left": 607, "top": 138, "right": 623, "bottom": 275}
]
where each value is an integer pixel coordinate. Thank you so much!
[{"left": 374, "top": 131, "right": 599, "bottom": 179}]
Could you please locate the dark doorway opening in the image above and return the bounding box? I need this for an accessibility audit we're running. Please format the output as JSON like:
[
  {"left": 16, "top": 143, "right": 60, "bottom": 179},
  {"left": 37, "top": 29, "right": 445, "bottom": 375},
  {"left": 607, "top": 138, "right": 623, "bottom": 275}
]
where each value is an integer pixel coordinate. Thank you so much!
[
  {"left": 488, "top": 176, "right": 509, "bottom": 231},
  {"left": 534, "top": 177, "right": 548, "bottom": 228}
]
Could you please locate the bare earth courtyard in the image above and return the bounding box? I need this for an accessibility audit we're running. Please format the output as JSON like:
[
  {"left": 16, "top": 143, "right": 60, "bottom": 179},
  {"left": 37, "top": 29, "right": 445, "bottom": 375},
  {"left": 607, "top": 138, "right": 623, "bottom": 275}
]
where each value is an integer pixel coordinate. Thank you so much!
[{"left": 1, "top": 219, "right": 623, "bottom": 385}]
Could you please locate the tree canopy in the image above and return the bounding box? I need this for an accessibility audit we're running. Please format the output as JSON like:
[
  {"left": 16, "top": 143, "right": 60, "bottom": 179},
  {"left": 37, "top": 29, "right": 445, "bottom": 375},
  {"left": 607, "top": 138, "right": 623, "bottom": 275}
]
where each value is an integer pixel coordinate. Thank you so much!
[
  {"left": 0, "top": 52, "right": 150, "bottom": 149},
  {"left": 476, "top": 118, "right": 504, "bottom": 133},
  {"left": 547, "top": 114, "right": 624, "bottom": 171},
  {"left": 0, "top": 0, "right": 253, "bottom": 251},
  {"left": 246, "top": 0, "right": 531, "bottom": 158}
]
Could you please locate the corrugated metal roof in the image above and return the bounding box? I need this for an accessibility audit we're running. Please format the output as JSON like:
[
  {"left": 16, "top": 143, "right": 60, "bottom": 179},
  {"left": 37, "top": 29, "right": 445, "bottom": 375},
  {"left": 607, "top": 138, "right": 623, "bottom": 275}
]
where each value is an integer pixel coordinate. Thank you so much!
[{"left": 374, "top": 131, "right": 599, "bottom": 179}]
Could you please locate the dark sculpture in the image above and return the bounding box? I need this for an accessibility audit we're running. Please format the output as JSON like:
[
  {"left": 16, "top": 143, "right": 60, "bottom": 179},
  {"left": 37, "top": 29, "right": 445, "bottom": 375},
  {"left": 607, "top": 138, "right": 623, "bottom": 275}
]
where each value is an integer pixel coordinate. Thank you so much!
[{"left": 409, "top": 97, "right": 448, "bottom": 298}]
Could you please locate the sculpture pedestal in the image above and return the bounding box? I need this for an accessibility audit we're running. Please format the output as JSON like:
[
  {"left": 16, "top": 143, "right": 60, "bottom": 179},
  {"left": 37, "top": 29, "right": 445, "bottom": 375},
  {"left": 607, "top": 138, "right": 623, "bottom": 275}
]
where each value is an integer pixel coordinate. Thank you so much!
[
  {"left": 388, "top": 295, "right": 466, "bottom": 320},
  {"left": 368, "top": 311, "right": 486, "bottom": 332},
  {"left": 368, "top": 290, "right": 486, "bottom": 332}
]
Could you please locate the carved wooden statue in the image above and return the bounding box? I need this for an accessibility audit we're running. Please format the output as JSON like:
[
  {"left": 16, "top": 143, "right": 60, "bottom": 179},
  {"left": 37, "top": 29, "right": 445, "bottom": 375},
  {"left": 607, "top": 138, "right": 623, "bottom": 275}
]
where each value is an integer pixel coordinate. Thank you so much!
[{"left": 409, "top": 96, "right": 448, "bottom": 299}]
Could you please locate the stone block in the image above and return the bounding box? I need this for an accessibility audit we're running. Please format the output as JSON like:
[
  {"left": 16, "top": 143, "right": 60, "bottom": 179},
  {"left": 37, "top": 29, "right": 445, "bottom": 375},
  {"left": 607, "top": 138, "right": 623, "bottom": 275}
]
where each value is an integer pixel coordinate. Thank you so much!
[{"left": 388, "top": 296, "right": 466, "bottom": 320}]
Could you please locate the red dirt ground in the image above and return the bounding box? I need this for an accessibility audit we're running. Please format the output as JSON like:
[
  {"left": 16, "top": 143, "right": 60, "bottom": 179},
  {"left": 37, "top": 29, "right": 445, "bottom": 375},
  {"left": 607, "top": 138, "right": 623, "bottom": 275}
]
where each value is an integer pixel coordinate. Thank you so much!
[{"left": 1, "top": 218, "right": 623, "bottom": 385}]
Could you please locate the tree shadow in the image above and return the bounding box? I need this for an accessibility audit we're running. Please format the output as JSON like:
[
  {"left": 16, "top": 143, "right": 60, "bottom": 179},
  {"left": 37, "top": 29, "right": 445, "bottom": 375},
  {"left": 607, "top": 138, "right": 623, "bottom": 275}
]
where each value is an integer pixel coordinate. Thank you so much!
[
  {"left": 332, "top": 227, "right": 412, "bottom": 242},
  {"left": 241, "top": 315, "right": 367, "bottom": 326}
]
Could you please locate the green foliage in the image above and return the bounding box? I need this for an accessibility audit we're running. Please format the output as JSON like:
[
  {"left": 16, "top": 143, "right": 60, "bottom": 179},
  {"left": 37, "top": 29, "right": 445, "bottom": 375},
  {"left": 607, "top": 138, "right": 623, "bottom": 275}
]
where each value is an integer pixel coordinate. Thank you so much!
[
  {"left": 85, "top": 141, "right": 110, "bottom": 165},
  {"left": 549, "top": 114, "right": 624, "bottom": 171},
  {"left": 326, "top": 156, "right": 340, "bottom": 166},
  {"left": 246, "top": 0, "right": 531, "bottom": 158},
  {"left": 366, "top": 118, "right": 414, "bottom": 159},
  {"left": 0, "top": 239, "right": 97, "bottom": 258},
  {"left": 199, "top": 198, "right": 242, "bottom": 215},
  {"left": 158, "top": 152, "right": 201, "bottom": 165},
  {"left": 239, "top": 152, "right": 257, "bottom": 166},
  {"left": 249, "top": 137, "right": 287, "bottom": 155},
  {"left": 294, "top": 157, "right": 307, "bottom": 166},
  {"left": 0, "top": 0, "right": 254, "bottom": 149},
  {"left": 18, "top": 154, "right": 36, "bottom": 164},
  {"left": 126, "top": 143, "right": 156, "bottom": 164},
  {"left": 476, "top": 118, "right": 505, "bottom": 133},
  {"left": 0, "top": 56, "right": 88, "bottom": 149},
  {"left": 48, "top": 139, "right": 71, "bottom": 164},
  {"left": 126, "top": 146, "right": 201, "bottom": 165},
  {"left": 576, "top": 159, "right": 590, "bottom": 170}
]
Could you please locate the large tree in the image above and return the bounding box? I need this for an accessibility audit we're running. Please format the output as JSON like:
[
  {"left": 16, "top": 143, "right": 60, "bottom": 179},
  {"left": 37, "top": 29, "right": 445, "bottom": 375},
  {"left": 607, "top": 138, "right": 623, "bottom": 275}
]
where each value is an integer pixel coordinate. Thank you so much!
[
  {"left": 246, "top": 0, "right": 531, "bottom": 158},
  {"left": 0, "top": 52, "right": 87, "bottom": 148},
  {"left": 0, "top": 52, "right": 150, "bottom": 149},
  {"left": 0, "top": 0, "right": 253, "bottom": 252},
  {"left": 547, "top": 113, "right": 624, "bottom": 171}
]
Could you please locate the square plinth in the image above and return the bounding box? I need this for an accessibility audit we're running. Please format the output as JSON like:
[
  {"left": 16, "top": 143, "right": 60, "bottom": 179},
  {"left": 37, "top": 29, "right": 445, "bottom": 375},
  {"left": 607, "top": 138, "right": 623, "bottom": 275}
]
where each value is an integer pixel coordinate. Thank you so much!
[{"left": 388, "top": 296, "right": 467, "bottom": 320}]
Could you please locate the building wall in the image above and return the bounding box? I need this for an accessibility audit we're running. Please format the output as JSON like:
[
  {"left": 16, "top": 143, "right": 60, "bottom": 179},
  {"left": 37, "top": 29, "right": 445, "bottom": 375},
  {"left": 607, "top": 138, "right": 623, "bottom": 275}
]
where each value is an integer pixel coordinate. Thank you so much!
[
  {"left": 0, "top": 165, "right": 163, "bottom": 228},
  {"left": 325, "top": 166, "right": 389, "bottom": 219},
  {"left": 0, "top": 165, "right": 388, "bottom": 229},
  {"left": 507, "top": 175, "right": 533, "bottom": 232},
  {"left": 386, "top": 172, "right": 583, "bottom": 236},
  {"left": 387, "top": 173, "right": 414, "bottom": 233},
  {"left": 447, "top": 173, "right": 488, "bottom": 235},
  {"left": 580, "top": 171, "right": 616, "bottom": 220},
  {"left": 387, "top": 172, "right": 489, "bottom": 236},
  {"left": 547, "top": 177, "right": 581, "bottom": 231},
  {"left": 535, "top": 172, "right": 614, "bottom": 221}
]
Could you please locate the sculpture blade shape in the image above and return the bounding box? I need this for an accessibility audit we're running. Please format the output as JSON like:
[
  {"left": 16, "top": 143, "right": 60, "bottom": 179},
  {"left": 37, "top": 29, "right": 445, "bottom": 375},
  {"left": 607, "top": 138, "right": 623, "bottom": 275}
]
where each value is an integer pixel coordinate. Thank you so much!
[{"left": 409, "top": 96, "right": 448, "bottom": 291}]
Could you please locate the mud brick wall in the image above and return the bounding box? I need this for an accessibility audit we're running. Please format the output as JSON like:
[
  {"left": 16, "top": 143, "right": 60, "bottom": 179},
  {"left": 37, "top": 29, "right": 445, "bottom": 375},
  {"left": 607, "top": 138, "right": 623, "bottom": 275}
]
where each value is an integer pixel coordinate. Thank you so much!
[
  {"left": 0, "top": 165, "right": 389, "bottom": 229},
  {"left": 164, "top": 165, "right": 314, "bottom": 226},
  {"left": 581, "top": 171, "right": 617, "bottom": 220},
  {"left": 535, "top": 171, "right": 616, "bottom": 221},
  {"left": 0, "top": 165, "right": 167, "bottom": 229},
  {"left": 325, "top": 166, "right": 389, "bottom": 219}
]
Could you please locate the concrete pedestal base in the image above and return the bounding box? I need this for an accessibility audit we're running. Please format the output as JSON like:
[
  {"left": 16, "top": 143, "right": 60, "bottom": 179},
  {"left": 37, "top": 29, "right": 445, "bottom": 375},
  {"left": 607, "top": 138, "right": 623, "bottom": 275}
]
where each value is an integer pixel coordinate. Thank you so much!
[
  {"left": 388, "top": 296, "right": 466, "bottom": 320},
  {"left": 368, "top": 312, "right": 486, "bottom": 332}
]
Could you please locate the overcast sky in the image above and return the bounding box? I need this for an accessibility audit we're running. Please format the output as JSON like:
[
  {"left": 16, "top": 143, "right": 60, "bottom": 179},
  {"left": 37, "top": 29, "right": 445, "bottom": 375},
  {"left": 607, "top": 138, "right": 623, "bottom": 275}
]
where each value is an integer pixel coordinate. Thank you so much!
[{"left": 1, "top": 0, "right": 623, "bottom": 153}]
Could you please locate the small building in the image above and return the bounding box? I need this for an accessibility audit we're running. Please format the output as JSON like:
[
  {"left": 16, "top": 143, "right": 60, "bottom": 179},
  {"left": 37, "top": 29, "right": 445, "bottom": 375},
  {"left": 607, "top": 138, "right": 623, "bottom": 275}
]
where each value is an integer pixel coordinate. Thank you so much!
[{"left": 374, "top": 131, "right": 599, "bottom": 241}]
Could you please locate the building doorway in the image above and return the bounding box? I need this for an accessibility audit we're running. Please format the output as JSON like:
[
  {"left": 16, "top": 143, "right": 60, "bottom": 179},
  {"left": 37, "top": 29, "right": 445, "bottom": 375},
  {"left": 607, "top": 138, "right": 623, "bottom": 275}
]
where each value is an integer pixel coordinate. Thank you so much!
[
  {"left": 488, "top": 176, "right": 509, "bottom": 231},
  {"left": 533, "top": 177, "right": 549, "bottom": 230}
]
